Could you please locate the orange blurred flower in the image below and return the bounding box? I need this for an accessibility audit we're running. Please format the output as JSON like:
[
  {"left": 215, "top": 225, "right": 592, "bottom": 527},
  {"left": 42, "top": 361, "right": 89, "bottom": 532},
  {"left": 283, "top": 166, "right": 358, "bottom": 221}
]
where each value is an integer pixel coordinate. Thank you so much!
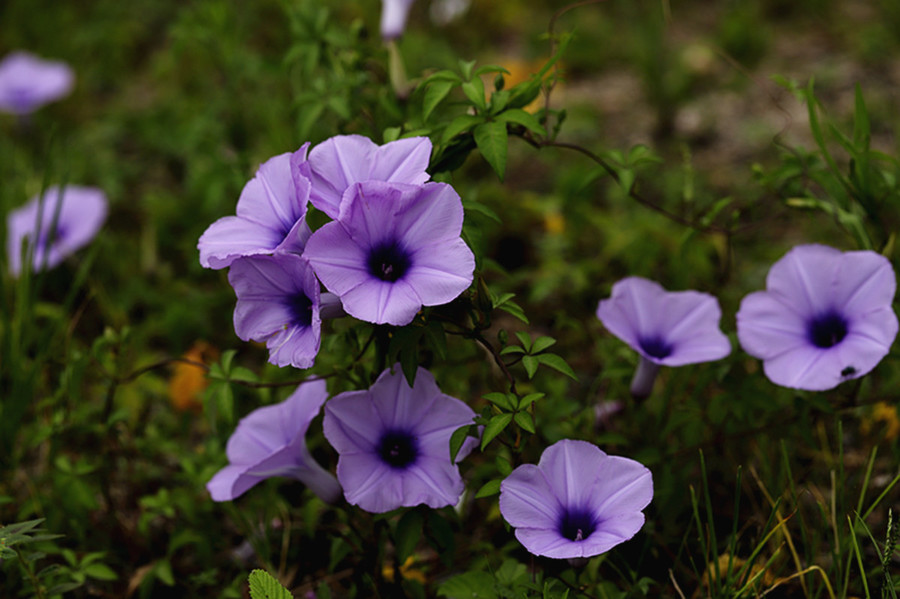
[{"left": 168, "top": 341, "right": 218, "bottom": 413}]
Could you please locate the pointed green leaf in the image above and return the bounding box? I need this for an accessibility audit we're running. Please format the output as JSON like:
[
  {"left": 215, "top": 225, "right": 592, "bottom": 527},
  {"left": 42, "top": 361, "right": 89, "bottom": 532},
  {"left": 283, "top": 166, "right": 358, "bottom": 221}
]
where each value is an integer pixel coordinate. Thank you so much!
[
  {"left": 461, "top": 78, "right": 486, "bottom": 110},
  {"left": 521, "top": 355, "right": 539, "bottom": 379},
  {"left": 474, "top": 121, "right": 508, "bottom": 180},
  {"left": 496, "top": 108, "right": 545, "bottom": 136},
  {"left": 449, "top": 424, "right": 473, "bottom": 464},
  {"left": 424, "top": 80, "right": 455, "bottom": 121},
  {"left": 514, "top": 331, "right": 532, "bottom": 351},
  {"left": 535, "top": 353, "right": 578, "bottom": 381},
  {"left": 248, "top": 569, "right": 293, "bottom": 599},
  {"left": 475, "top": 479, "right": 502, "bottom": 499},
  {"left": 530, "top": 336, "right": 556, "bottom": 354},
  {"left": 441, "top": 114, "right": 483, "bottom": 144},
  {"left": 514, "top": 411, "right": 535, "bottom": 434},
  {"left": 481, "top": 413, "right": 513, "bottom": 450}
]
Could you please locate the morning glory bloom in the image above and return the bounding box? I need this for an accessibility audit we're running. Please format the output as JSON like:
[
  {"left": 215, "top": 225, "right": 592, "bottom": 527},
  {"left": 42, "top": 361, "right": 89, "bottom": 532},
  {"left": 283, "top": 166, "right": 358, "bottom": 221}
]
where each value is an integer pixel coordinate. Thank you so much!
[
  {"left": 322, "top": 366, "right": 477, "bottom": 513},
  {"left": 381, "top": 0, "right": 416, "bottom": 40},
  {"left": 228, "top": 253, "right": 325, "bottom": 369},
  {"left": 0, "top": 51, "right": 74, "bottom": 115},
  {"left": 304, "top": 180, "right": 475, "bottom": 326},
  {"left": 6, "top": 185, "right": 107, "bottom": 276},
  {"left": 596, "top": 277, "right": 731, "bottom": 398},
  {"left": 499, "top": 439, "right": 653, "bottom": 560},
  {"left": 207, "top": 378, "right": 341, "bottom": 503},
  {"left": 291, "top": 135, "right": 432, "bottom": 220},
  {"left": 737, "top": 244, "right": 898, "bottom": 391},
  {"left": 198, "top": 150, "right": 311, "bottom": 270}
]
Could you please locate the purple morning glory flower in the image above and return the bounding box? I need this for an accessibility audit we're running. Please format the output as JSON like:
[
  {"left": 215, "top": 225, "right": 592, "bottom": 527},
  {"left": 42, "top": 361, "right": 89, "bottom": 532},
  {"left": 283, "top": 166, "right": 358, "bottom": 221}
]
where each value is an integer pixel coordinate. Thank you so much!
[
  {"left": 380, "top": 0, "right": 416, "bottom": 40},
  {"left": 228, "top": 253, "right": 324, "bottom": 369},
  {"left": 303, "top": 180, "right": 475, "bottom": 326},
  {"left": 0, "top": 51, "right": 74, "bottom": 115},
  {"left": 291, "top": 135, "right": 432, "bottom": 220},
  {"left": 322, "top": 365, "right": 477, "bottom": 513},
  {"left": 736, "top": 244, "right": 898, "bottom": 391},
  {"left": 596, "top": 277, "right": 731, "bottom": 398},
  {"left": 6, "top": 185, "right": 107, "bottom": 276},
  {"left": 499, "top": 439, "right": 652, "bottom": 560},
  {"left": 198, "top": 150, "right": 312, "bottom": 270},
  {"left": 207, "top": 378, "right": 341, "bottom": 503}
]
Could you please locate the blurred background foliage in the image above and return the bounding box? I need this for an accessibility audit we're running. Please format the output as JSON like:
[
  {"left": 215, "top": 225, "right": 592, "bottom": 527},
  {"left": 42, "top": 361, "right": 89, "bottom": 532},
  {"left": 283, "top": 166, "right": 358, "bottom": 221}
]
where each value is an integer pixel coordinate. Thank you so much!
[{"left": 3, "top": 0, "right": 900, "bottom": 596}]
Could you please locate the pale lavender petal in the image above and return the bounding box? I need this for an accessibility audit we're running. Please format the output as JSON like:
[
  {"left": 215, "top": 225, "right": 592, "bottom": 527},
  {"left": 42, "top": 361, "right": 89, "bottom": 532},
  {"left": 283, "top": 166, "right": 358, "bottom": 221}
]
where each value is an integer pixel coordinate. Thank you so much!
[
  {"left": 596, "top": 277, "right": 664, "bottom": 353},
  {"left": 404, "top": 457, "right": 466, "bottom": 508},
  {"left": 207, "top": 464, "right": 251, "bottom": 501},
  {"left": 266, "top": 325, "right": 320, "bottom": 369},
  {"left": 393, "top": 182, "right": 463, "bottom": 247},
  {"left": 7, "top": 185, "right": 107, "bottom": 276},
  {"left": 405, "top": 239, "right": 475, "bottom": 306},
  {"left": 303, "top": 135, "right": 378, "bottom": 219},
  {"left": 832, "top": 251, "right": 897, "bottom": 315},
  {"left": 235, "top": 153, "right": 307, "bottom": 231},
  {"left": 232, "top": 298, "right": 296, "bottom": 342},
  {"left": 367, "top": 367, "right": 438, "bottom": 430},
  {"left": 323, "top": 391, "right": 383, "bottom": 454},
  {"left": 0, "top": 51, "right": 74, "bottom": 114},
  {"left": 198, "top": 216, "right": 285, "bottom": 269},
  {"left": 339, "top": 278, "right": 422, "bottom": 325},
  {"left": 572, "top": 513, "right": 647, "bottom": 558},
  {"left": 765, "top": 244, "right": 842, "bottom": 315},
  {"left": 415, "top": 398, "right": 478, "bottom": 461},
  {"left": 336, "top": 181, "right": 409, "bottom": 241},
  {"left": 736, "top": 291, "right": 808, "bottom": 360},
  {"left": 537, "top": 440, "right": 610, "bottom": 511},
  {"left": 514, "top": 529, "right": 584, "bottom": 560},
  {"left": 499, "top": 464, "right": 561, "bottom": 529},
  {"left": 304, "top": 223, "right": 370, "bottom": 295},
  {"left": 380, "top": 0, "right": 417, "bottom": 39},
  {"left": 587, "top": 456, "right": 653, "bottom": 515},
  {"left": 369, "top": 136, "right": 432, "bottom": 186},
  {"left": 336, "top": 453, "right": 397, "bottom": 511}
]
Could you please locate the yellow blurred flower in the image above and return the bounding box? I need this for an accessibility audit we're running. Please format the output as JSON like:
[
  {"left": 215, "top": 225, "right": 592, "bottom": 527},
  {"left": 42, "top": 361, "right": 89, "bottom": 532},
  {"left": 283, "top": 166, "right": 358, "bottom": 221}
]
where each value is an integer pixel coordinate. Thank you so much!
[
  {"left": 861, "top": 402, "right": 900, "bottom": 441},
  {"left": 168, "top": 341, "right": 217, "bottom": 413}
]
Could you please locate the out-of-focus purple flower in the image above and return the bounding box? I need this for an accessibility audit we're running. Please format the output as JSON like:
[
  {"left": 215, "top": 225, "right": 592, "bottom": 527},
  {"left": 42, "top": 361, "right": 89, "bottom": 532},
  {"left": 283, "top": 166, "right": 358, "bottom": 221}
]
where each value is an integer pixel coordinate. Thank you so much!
[
  {"left": 304, "top": 180, "right": 474, "bottom": 326},
  {"left": 6, "top": 185, "right": 107, "bottom": 276},
  {"left": 198, "top": 150, "right": 311, "bottom": 270},
  {"left": 596, "top": 277, "right": 731, "bottom": 398},
  {"left": 737, "top": 244, "right": 898, "bottom": 391},
  {"left": 0, "top": 51, "right": 74, "bottom": 115},
  {"left": 207, "top": 378, "right": 341, "bottom": 503},
  {"left": 380, "top": 0, "right": 416, "bottom": 40},
  {"left": 291, "top": 135, "right": 431, "bottom": 220},
  {"left": 499, "top": 439, "right": 652, "bottom": 560},
  {"left": 228, "top": 253, "right": 323, "bottom": 369},
  {"left": 323, "top": 365, "right": 476, "bottom": 513}
]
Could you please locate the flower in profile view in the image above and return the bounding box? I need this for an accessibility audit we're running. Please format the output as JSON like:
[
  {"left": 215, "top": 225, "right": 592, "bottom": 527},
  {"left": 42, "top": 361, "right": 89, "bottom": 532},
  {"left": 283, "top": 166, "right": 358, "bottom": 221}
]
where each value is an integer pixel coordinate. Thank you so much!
[
  {"left": 207, "top": 378, "right": 341, "bottom": 503},
  {"left": 737, "top": 244, "right": 898, "bottom": 391},
  {"left": 323, "top": 366, "right": 477, "bottom": 513},
  {"left": 0, "top": 51, "right": 74, "bottom": 115},
  {"left": 596, "top": 277, "right": 731, "bottom": 398},
  {"left": 304, "top": 180, "right": 474, "bottom": 326},
  {"left": 499, "top": 439, "right": 653, "bottom": 559},
  {"left": 291, "top": 135, "right": 432, "bottom": 220},
  {"left": 380, "top": 0, "right": 416, "bottom": 40},
  {"left": 6, "top": 185, "right": 107, "bottom": 276},
  {"left": 198, "top": 150, "right": 311, "bottom": 270},
  {"left": 228, "top": 253, "right": 324, "bottom": 369}
]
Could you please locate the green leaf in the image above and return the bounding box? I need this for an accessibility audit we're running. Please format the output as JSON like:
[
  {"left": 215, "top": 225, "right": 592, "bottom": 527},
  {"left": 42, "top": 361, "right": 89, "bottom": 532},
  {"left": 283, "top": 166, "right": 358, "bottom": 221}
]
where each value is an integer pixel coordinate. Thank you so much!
[
  {"left": 154, "top": 559, "right": 175, "bottom": 587},
  {"left": 462, "top": 199, "right": 501, "bottom": 223},
  {"left": 458, "top": 59, "right": 477, "bottom": 80},
  {"left": 517, "top": 393, "right": 544, "bottom": 410},
  {"left": 496, "top": 108, "right": 545, "bottom": 136},
  {"left": 530, "top": 336, "right": 556, "bottom": 354},
  {"left": 852, "top": 83, "right": 870, "bottom": 151},
  {"left": 474, "top": 121, "right": 508, "bottom": 181},
  {"left": 438, "top": 571, "right": 498, "bottom": 599},
  {"left": 383, "top": 126, "right": 401, "bottom": 143},
  {"left": 424, "top": 81, "right": 455, "bottom": 121},
  {"left": 514, "top": 411, "right": 535, "bottom": 434},
  {"left": 441, "top": 114, "right": 483, "bottom": 144},
  {"left": 422, "top": 69, "right": 462, "bottom": 84},
  {"left": 498, "top": 301, "right": 529, "bottom": 323},
  {"left": 514, "top": 331, "right": 532, "bottom": 351},
  {"left": 449, "top": 424, "right": 473, "bottom": 464},
  {"left": 474, "top": 64, "right": 510, "bottom": 77},
  {"left": 395, "top": 510, "right": 424, "bottom": 563},
  {"left": 481, "top": 413, "right": 513, "bottom": 450},
  {"left": 461, "top": 78, "right": 486, "bottom": 110},
  {"left": 499, "top": 345, "right": 525, "bottom": 355},
  {"left": 83, "top": 562, "right": 118, "bottom": 581},
  {"left": 483, "top": 392, "right": 514, "bottom": 410},
  {"left": 521, "top": 355, "right": 539, "bottom": 379},
  {"left": 535, "top": 353, "right": 578, "bottom": 381},
  {"left": 248, "top": 569, "right": 292, "bottom": 599},
  {"left": 475, "top": 479, "right": 502, "bottom": 498}
]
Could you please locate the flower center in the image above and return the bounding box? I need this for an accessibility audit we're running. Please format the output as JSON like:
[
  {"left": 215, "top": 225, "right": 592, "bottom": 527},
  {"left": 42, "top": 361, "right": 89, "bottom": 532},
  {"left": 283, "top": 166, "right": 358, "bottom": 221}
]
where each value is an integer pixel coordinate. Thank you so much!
[
  {"left": 639, "top": 336, "right": 673, "bottom": 359},
  {"left": 807, "top": 311, "right": 848, "bottom": 349},
  {"left": 290, "top": 292, "right": 313, "bottom": 327},
  {"left": 377, "top": 430, "right": 418, "bottom": 469},
  {"left": 559, "top": 507, "right": 597, "bottom": 542},
  {"left": 367, "top": 241, "right": 411, "bottom": 283}
]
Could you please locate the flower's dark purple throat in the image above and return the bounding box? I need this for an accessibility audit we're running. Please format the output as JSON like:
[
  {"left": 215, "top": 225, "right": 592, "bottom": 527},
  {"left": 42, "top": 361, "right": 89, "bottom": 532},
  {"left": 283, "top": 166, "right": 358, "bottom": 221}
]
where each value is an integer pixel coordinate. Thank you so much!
[
  {"left": 807, "top": 311, "right": 848, "bottom": 349},
  {"left": 378, "top": 430, "right": 418, "bottom": 469},
  {"left": 290, "top": 292, "right": 314, "bottom": 327},
  {"left": 639, "top": 335, "right": 673, "bottom": 360},
  {"left": 367, "top": 241, "right": 411, "bottom": 282},
  {"left": 559, "top": 507, "right": 597, "bottom": 542}
]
